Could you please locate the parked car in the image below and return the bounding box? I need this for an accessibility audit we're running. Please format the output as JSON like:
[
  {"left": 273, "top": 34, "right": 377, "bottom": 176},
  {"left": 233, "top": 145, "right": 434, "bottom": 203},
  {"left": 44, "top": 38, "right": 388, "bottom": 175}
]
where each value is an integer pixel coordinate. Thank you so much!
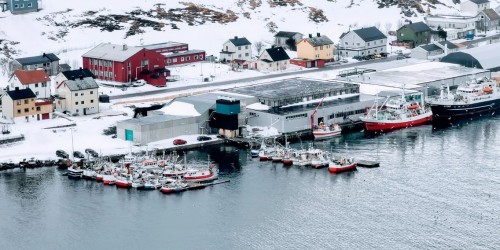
[
  {"left": 197, "top": 135, "right": 212, "bottom": 141},
  {"left": 56, "top": 150, "right": 69, "bottom": 159},
  {"left": 353, "top": 56, "right": 363, "bottom": 61},
  {"left": 73, "top": 151, "right": 85, "bottom": 159},
  {"left": 85, "top": 148, "right": 99, "bottom": 158},
  {"left": 173, "top": 139, "right": 187, "bottom": 145},
  {"left": 380, "top": 52, "right": 389, "bottom": 58}
]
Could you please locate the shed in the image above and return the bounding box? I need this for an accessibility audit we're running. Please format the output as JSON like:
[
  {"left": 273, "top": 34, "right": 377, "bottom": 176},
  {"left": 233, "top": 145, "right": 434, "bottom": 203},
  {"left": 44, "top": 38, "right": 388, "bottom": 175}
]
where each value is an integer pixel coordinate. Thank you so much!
[{"left": 440, "top": 42, "right": 500, "bottom": 71}]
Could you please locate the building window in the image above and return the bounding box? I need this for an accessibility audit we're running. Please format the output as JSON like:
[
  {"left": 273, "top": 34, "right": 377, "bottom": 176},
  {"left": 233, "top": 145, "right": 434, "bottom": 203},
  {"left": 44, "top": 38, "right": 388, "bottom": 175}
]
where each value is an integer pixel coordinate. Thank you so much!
[
  {"left": 200, "top": 55, "right": 203, "bottom": 59},
  {"left": 320, "top": 46, "right": 323, "bottom": 50},
  {"left": 75, "top": 93, "right": 78, "bottom": 96},
  {"left": 238, "top": 54, "right": 242, "bottom": 58},
  {"left": 36, "top": 107, "right": 41, "bottom": 111},
  {"left": 286, "top": 113, "right": 307, "bottom": 120},
  {"left": 17, "top": 101, "right": 21, "bottom": 105},
  {"left": 24, "top": 108, "right": 29, "bottom": 113},
  {"left": 75, "top": 102, "right": 78, "bottom": 105},
  {"left": 27, "top": 3, "right": 32, "bottom": 7},
  {"left": 20, "top": 4, "right": 24, "bottom": 8},
  {"left": 35, "top": 91, "right": 39, "bottom": 95},
  {"left": 17, "top": 110, "right": 21, "bottom": 114},
  {"left": 356, "top": 43, "right": 360, "bottom": 46},
  {"left": 238, "top": 46, "right": 242, "bottom": 50},
  {"left": 194, "top": 55, "right": 198, "bottom": 60},
  {"left": 141, "top": 60, "right": 149, "bottom": 66},
  {"left": 81, "top": 93, "right": 84, "bottom": 96},
  {"left": 90, "top": 91, "right": 94, "bottom": 94},
  {"left": 186, "top": 56, "right": 190, "bottom": 61},
  {"left": 42, "top": 82, "right": 47, "bottom": 87},
  {"left": 167, "top": 59, "right": 171, "bottom": 63},
  {"left": 24, "top": 100, "right": 29, "bottom": 104},
  {"left": 81, "top": 101, "right": 84, "bottom": 104},
  {"left": 245, "top": 53, "right": 249, "bottom": 57},
  {"left": 344, "top": 42, "right": 348, "bottom": 45},
  {"left": 245, "top": 45, "right": 248, "bottom": 49},
  {"left": 173, "top": 58, "right": 177, "bottom": 63},
  {"left": 181, "top": 57, "right": 185, "bottom": 62},
  {"left": 91, "top": 100, "right": 94, "bottom": 103},
  {"left": 35, "top": 83, "right": 39, "bottom": 87},
  {"left": 14, "top": 4, "right": 19, "bottom": 8}
]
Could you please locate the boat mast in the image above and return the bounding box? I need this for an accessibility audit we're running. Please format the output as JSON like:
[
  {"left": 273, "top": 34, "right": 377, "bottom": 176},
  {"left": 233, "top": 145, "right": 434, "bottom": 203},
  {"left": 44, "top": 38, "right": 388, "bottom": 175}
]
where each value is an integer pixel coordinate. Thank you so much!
[{"left": 311, "top": 97, "right": 325, "bottom": 130}]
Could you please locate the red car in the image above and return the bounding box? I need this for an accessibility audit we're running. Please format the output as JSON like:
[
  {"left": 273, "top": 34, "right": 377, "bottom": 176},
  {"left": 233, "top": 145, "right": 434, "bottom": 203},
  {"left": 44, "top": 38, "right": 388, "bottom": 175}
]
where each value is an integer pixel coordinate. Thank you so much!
[{"left": 173, "top": 139, "right": 187, "bottom": 145}]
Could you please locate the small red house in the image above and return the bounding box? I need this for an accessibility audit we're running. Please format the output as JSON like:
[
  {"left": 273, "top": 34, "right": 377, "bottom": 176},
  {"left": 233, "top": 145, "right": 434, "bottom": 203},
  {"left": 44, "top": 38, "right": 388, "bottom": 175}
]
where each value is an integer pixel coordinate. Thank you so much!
[
  {"left": 82, "top": 43, "right": 169, "bottom": 87},
  {"left": 139, "top": 42, "right": 206, "bottom": 66}
]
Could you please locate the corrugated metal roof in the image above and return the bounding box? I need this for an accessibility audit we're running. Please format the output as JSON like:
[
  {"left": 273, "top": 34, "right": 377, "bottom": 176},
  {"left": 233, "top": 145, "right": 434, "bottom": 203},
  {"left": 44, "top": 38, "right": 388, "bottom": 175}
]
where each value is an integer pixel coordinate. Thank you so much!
[
  {"left": 441, "top": 42, "right": 500, "bottom": 70},
  {"left": 82, "top": 43, "right": 143, "bottom": 62},
  {"left": 118, "top": 114, "right": 189, "bottom": 126},
  {"left": 176, "top": 92, "right": 249, "bottom": 114}
]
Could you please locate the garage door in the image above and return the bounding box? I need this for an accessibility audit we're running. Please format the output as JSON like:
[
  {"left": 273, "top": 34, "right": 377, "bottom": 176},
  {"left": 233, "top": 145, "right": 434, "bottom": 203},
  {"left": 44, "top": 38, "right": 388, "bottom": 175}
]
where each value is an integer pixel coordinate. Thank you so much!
[
  {"left": 41, "top": 113, "right": 50, "bottom": 120},
  {"left": 125, "top": 129, "right": 133, "bottom": 141}
]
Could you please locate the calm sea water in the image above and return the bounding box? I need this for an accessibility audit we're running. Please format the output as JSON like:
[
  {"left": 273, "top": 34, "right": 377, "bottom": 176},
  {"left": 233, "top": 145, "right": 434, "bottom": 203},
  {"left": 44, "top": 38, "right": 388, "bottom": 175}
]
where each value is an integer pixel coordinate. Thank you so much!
[{"left": 1, "top": 116, "right": 499, "bottom": 250}]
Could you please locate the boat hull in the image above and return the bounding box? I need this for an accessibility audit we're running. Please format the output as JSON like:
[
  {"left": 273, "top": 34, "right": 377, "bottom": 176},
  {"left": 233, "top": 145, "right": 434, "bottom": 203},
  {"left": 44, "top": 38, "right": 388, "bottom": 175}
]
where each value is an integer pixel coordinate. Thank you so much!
[
  {"left": 115, "top": 181, "right": 131, "bottom": 188},
  {"left": 361, "top": 114, "right": 432, "bottom": 132},
  {"left": 430, "top": 99, "right": 500, "bottom": 122},
  {"left": 328, "top": 163, "right": 357, "bottom": 173},
  {"left": 313, "top": 130, "right": 341, "bottom": 140}
]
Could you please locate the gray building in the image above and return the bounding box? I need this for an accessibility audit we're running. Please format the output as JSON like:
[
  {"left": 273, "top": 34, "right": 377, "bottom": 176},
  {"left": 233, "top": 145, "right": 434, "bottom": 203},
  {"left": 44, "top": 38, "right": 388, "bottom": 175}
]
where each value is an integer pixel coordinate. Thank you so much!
[
  {"left": 274, "top": 31, "right": 303, "bottom": 50},
  {"left": 225, "top": 78, "right": 378, "bottom": 134},
  {"left": 338, "top": 60, "right": 491, "bottom": 97},
  {"left": 5, "top": 0, "right": 38, "bottom": 14},
  {"left": 410, "top": 41, "right": 459, "bottom": 60},
  {"left": 12, "top": 53, "right": 60, "bottom": 76},
  {"left": 116, "top": 92, "right": 255, "bottom": 144}
]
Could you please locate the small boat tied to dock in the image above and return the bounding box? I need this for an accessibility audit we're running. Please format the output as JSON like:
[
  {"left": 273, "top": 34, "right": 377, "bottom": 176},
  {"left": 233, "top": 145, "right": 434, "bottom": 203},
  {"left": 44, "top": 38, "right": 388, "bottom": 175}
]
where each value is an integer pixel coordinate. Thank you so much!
[{"left": 311, "top": 97, "right": 342, "bottom": 140}]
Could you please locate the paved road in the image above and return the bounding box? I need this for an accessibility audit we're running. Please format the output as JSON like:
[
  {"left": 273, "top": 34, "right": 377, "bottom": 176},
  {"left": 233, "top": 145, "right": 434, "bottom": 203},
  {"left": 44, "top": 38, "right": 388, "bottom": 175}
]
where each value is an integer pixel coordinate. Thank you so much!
[
  {"left": 109, "top": 56, "right": 398, "bottom": 100},
  {"left": 459, "top": 32, "right": 500, "bottom": 47}
]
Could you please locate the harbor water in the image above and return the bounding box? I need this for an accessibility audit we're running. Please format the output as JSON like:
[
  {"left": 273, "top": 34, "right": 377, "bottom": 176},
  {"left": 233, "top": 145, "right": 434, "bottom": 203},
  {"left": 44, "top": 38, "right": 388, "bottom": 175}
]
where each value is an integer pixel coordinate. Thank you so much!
[{"left": 1, "top": 116, "right": 499, "bottom": 249}]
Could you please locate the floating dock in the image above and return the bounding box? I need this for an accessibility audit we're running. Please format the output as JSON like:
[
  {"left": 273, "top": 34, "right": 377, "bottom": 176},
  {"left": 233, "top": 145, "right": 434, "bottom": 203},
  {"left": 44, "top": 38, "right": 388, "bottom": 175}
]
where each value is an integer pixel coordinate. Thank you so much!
[
  {"left": 186, "top": 180, "right": 230, "bottom": 190},
  {"left": 356, "top": 160, "right": 380, "bottom": 168}
]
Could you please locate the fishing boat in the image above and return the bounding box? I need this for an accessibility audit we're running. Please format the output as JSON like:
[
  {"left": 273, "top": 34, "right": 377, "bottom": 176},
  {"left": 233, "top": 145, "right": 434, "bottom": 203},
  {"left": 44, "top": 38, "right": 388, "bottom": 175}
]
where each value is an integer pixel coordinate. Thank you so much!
[
  {"left": 428, "top": 77, "right": 500, "bottom": 122},
  {"left": 115, "top": 174, "right": 132, "bottom": 188},
  {"left": 184, "top": 158, "right": 218, "bottom": 182},
  {"left": 143, "top": 179, "right": 162, "bottom": 190},
  {"left": 311, "top": 98, "right": 342, "bottom": 139},
  {"left": 360, "top": 89, "right": 432, "bottom": 132},
  {"left": 310, "top": 150, "right": 329, "bottom": 169},
  {"left": 160, "top": 180, "right": 188, "bottom": 194},
  {"left": 67, "top": 165, "right": 83, "bottom": 179},
  {"left": 328, "top": 156, "right": 357, "bottom": 173},
  {"left": 102, "top": 174, "right": 116, "bottom": 185}
]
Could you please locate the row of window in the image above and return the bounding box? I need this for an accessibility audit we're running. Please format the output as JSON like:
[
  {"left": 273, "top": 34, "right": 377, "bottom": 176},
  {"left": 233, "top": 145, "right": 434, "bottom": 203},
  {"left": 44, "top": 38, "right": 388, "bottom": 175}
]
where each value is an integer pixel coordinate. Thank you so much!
[
  {"left": 237, "top": 46, "right": 249, "bottom": 50},
  {"left": 17, "top": 106, "right": 40, "bottom": 114},
  {"left": 315, "top": 53, "right": 332, "bottom": 58},
  {"left": 13, "top": 3, "right": 33, "bottom": 8},
  {"left": 74, "top": 100, "right": 94, "bottom": 105},
  {"left": 90, "top": 69, "right": 113, "bottom": 78},
  {"left": 315, "top": 45, "right": 332, "bottom": 51},
  {"left": 74, "top": 91, "right": 94, "bottom": 97},
  {"left": 90, "top": 59, "right": 113, "bottom": 67},
  {"left": 328, "top": 109, "right": 366, "bottom": 119},
  {"left": 167, "top": 54, "right": 204, "bottom": 64},
  {"left": 286, "top": 113, "right": 307, "bottom": 120},
  {"left": 16, "top": 99, "right": 33, "bottom": 105},
  {"left": 344, "top": 40, "right": 386, "bottom": 46},
  {"left": 238, "top": 53, "right": 250, "bottom": 58}
]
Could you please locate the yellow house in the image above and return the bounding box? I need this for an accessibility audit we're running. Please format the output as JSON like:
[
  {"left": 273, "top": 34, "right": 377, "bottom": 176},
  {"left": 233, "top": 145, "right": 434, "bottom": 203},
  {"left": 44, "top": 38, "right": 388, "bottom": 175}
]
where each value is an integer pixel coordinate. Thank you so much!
[
  {"left": 296, "top": 33, "right": 335, "bottom": 61},
  {"left": 1, "top": 88, "right": 53, "bottom": 123}
]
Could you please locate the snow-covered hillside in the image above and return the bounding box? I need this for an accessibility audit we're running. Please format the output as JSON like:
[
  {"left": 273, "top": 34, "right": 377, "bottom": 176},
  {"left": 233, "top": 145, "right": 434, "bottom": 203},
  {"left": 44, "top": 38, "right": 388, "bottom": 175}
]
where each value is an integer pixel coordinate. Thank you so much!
[{"left": 0, "top": 0, "right": 487, "bottom": 80}]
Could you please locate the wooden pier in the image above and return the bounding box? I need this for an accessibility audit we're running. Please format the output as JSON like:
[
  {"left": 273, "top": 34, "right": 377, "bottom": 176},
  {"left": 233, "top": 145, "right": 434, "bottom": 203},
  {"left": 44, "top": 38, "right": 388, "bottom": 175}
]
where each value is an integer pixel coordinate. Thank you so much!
[{"left": 186, "top": 180, "right": 230, "bottom": 190}]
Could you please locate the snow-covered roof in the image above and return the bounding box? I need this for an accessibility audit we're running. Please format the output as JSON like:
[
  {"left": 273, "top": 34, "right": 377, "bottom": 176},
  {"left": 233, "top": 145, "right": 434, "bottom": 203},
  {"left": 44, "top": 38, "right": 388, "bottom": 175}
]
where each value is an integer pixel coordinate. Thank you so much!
[
  {"left": 246, "top": 102, "right": 270, "bottom": 110},
  {"left": 441, "top": 42, "right": 500, "bottom": 70},
  {"left": 82, "top": 43, "right": 143, "bottom": 62},
  {"left": 159, "top": 101, "right": 201, "bottom": 117}
]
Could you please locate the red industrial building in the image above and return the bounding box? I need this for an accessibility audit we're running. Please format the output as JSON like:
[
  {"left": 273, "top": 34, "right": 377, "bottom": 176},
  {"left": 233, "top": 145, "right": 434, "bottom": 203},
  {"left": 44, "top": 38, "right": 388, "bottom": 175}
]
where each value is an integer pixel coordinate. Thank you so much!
[
  {"left": 140, "top": 42, "right": 206, "bottom": 66},
  {"left": 82, "top": 43, "right": 169, "bottom": 87}
]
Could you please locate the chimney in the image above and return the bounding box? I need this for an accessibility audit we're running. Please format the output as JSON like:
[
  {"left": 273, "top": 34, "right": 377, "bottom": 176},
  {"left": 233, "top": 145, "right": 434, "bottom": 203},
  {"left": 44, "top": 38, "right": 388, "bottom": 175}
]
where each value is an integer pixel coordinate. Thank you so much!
[
  {"left": 79, "top": 75, "right": 83, "bottom": 80},
  {"left": 317, "top": 32, "right": 320, "bottom": 37},
  {"left": 123, "top": 44, "right": 128, "bottom": 50},
  {"left": 15, "top": 87, "right": 19, "bottom": 91},
  {"left": 234, "top": 36, "right": 238, "bottom": 39},
  {"left": 309, "top": 34, "right": 312, "bottom": 38}
]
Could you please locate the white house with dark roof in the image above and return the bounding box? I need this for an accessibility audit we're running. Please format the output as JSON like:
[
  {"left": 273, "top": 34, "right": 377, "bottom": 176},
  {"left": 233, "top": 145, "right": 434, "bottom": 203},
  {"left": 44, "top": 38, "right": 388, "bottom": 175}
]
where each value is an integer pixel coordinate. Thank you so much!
[
  {"left": 410, "top": 41, "right": 460, "bottom": 60},
  {"left": 54, "top": 68, "right": 95, "bottom": 88},
  {"left": 8, "top": 69, "right": 51, "bottom": 99},
  {"left": 1, "top": 87, "right": 53, "bottom": 123},
  {"left": 274, "top": 31, "right": 304, "bottom": 50},
  {"left": 338, "top": 26, "right": 387, "bottom": 58},
  {"left": 257, "top": 46, "right": 290, "bottom": 72},
  {"left": 461, "top": 0, "right": 490, "bottom": 14},
  {"left": 55, "top": 76, "right": 100, "bottom": 116},
  {"left": 11, "top": 53, "right": 60, "bottom": 76},
  {"left": 477, "top": 9, "right": 500, "bottom": 32},
  {"left": 219, "top": 36, "right": 252, "bottom": 62}
]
